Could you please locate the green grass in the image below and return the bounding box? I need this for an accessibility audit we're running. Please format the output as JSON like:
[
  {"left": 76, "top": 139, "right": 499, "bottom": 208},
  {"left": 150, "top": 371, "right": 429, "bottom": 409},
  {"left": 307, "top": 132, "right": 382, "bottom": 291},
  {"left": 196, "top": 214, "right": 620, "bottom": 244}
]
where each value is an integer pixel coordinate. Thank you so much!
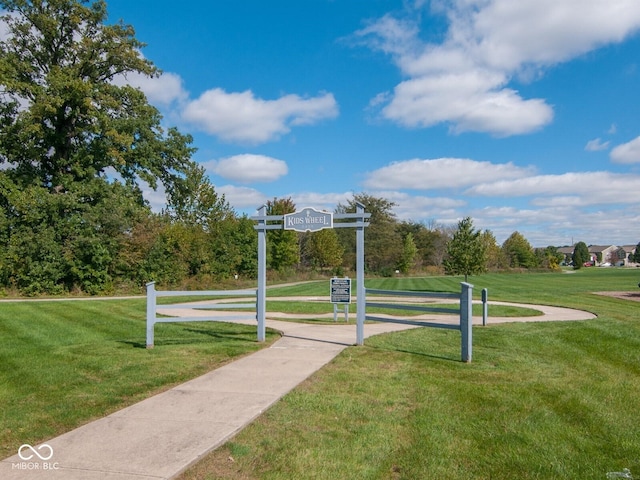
[
  {"left": 0, "top": 299, "right": 278, "bottom": 459},
  {"left": 178, "top": 268, "right": 640, "bottom": 480},
  {"left": 267, "top": 267, "right": 638, "bottom": 300},
  {"left": 3, "top": 268, "right": 639, "bottom": 477}
]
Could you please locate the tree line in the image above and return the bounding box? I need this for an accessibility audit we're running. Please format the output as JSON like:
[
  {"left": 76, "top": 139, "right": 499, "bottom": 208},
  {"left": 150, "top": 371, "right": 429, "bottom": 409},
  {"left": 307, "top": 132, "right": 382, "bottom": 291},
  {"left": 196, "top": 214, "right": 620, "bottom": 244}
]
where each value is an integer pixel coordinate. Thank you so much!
[{"left": 0, "top": 0, "right": 588, "bottom": 296}]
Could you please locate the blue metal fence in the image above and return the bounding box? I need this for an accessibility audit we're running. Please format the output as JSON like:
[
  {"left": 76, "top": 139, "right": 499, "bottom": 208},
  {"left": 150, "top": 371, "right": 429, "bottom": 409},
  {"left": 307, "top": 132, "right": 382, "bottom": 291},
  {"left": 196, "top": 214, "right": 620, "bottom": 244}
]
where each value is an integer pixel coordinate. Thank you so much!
[
  {"left": 365, "top": 282, "right": 474, "bottom": 362},
  {"left": 146, "top": 282, "right": 257, "bottom": 348}
]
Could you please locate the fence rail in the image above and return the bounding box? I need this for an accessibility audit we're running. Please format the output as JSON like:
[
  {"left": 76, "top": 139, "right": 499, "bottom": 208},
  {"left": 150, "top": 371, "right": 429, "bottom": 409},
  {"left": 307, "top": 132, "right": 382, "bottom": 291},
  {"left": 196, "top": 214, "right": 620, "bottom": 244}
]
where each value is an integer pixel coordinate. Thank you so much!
[
  {"left": 146, "top": 282, "right": 257, "bottom": 348},
  {"left": 364, "top": 283, "right": 474, "bottom": 362}
]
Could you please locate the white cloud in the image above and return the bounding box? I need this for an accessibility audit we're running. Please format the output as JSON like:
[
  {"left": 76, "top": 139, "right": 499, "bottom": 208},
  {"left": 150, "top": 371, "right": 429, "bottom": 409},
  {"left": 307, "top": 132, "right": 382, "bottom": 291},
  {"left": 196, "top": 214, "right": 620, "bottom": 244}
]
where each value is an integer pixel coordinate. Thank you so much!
[
  {"left": 585, "top": 138, "right": 610, "bottom": 152},
  {"left": 610, "top": 136, "right": 640, "bottom": 163},
  {"left": 289, "top": 191, "right": 353, "bottom": 211},
  {"left": 467, "top": 171, "right": 640, "bottom": 206},
  {"left": 121, "top": 71, "right": 189, "bottom": 107},
  {"left": 367, "top": 190, "right": 466, "bottom": 221},
  {"left": 204, "top": 154, "right": 288, "bottom": 183},
  {"left": 217, "top": 185, "right": 267, "bottom": 209},
  {"left": 363, "top": 157, "right": 534, "bottom": 190},
  {"left": 356, "top": 0, "right": 640, "bottom": 136},
  {"left": 182, "top": 89, "right": 338, "bottom": 144}
]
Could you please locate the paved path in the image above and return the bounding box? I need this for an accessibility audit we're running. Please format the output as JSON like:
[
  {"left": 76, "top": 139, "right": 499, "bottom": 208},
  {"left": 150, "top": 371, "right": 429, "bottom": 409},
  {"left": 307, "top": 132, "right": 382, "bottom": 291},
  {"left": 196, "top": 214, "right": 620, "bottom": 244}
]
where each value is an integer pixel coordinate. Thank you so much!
[{"left": 0, "top": 302, "right": 595, "bottom": 480}]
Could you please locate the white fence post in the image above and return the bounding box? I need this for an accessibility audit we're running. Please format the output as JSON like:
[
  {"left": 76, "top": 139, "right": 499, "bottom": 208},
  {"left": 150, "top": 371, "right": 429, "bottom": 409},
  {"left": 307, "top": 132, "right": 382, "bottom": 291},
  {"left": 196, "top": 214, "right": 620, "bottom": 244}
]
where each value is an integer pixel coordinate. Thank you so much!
[
  {"left": 146, "top": 281, "right": 156, "bottom": 349},
  {"left": 460, "top": 282, "right": 473, "bottom": 362},
  {"left": 256, "top": 205, "right": 267, "bottom": 342},
  {"left": 356, "top": 202, "right": 366, "bottom": 345},
  {"left": 482, "top": 288, "right": 488, "bottom": 326}
]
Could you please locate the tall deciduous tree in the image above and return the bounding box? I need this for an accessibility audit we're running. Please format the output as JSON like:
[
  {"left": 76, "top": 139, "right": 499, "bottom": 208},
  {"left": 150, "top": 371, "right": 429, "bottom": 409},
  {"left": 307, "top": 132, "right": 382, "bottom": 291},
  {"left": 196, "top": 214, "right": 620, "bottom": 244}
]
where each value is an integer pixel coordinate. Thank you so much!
[
  {"left": 0, "top": 0, "right": 194, "bottom": 192},
  {"left": 480, "top": 229, "right": 506, "bottom": 270},
  {"left": 265, "top": 197, "right": 299, "bottom": 272},
  {"left": 397, "top": 232, "right": 417, "bottom": 274},
  {"left": 631, "top": 242, "right": 640, "bottom": 263},
  {"left": 502, "top": 231, "right": 538, "bottom": 269},
  {"left": 443, "top": 217, "right": 486, "bottom": 282},
  {"left": 572, "top": 241, "right": 590, "bottom": 269},
  {"left": 0, "top": 0, "right": 196, "bottom": 294},
  {"left": 535, "top": 246, "right": 564, "bottom": 270},
  {"left": 164, "top": 162, "right": 233, "bottom": 228},
  {"left": 301, "top": 228, "right": 343, "bottom": 272},
  {"left": 336, "top": 193, "right": 401, "bottom": 274}
]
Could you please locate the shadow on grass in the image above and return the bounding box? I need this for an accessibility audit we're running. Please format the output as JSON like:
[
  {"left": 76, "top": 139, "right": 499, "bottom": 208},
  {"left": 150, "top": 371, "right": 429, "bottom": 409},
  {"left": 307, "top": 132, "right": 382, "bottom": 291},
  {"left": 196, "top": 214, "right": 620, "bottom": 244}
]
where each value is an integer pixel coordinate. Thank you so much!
[
  {"left": 367, "top": 343, "right": 460, "bottom": 363},
  {"left": 283, "top": 333, "right": 352, "bottom": 348},
  {"left": 119, "top": 327, "right": 262, "bottom": 349}
]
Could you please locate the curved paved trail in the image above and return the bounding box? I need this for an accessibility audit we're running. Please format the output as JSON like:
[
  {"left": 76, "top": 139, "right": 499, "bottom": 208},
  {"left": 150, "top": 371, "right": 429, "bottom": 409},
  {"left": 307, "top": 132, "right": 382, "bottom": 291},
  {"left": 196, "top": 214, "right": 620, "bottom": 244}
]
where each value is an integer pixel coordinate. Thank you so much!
[{"left": 0, "top": 299, "right": 595, "bottom": 480}]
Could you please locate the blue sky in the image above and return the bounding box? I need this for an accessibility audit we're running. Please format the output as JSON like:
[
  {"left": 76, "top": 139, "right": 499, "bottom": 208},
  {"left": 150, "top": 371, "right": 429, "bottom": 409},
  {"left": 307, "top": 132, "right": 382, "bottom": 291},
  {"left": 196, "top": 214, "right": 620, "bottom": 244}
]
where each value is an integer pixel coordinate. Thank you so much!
[{"left": 103, "top": 0, "right": 640, "bottom": 247}]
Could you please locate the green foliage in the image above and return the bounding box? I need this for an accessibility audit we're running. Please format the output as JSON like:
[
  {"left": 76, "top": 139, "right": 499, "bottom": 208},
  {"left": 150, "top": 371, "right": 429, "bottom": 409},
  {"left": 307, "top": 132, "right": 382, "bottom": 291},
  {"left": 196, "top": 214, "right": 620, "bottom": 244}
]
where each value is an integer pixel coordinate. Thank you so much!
[
  {"left": 631, "top": 242, "right": 640, "bottom": 263},
  {"left": 480, "top": 229, "right": 506, "bottom": 270},
  {"left": 0, "top": 0, "right": 195, "bottom": 192},
  {"left": 502, "top": 231, "right": 538, "bottom": 268},
  {"left": 0, "top": 0, "right": 208, "bottom": 294},
  {"left": 443, "top": 217, "right": 486, "bottom": 281},
  {"left": 0, "top": 173, "right": 147, "bottom": 294},
  {"left": 535, "top": 245, "right": 564, "bottom": 270},
  {"left": 336, "top": 193, "right": 401, "bottom": 273},
  {"left": 266, "top": 197, "right": 300, "bottom": 272},
  {"left": 301, "top": 228, "right": 344, "bottom": 271},
  {"left": 397, "top": 232, "right": 417, "bottom": 274},
  {"left": 164, "top": 162, "right": 233, "bottom": 228},
  {"left": 572, "top": 241, "right": 590, "bottom": 269}
]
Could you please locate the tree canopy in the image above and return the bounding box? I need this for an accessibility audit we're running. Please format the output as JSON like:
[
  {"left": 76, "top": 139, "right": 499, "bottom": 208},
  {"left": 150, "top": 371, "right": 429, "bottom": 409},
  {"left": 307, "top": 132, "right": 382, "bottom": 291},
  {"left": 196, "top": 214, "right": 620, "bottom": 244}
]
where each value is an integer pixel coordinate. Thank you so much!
[
  {"left": 443, "top": 217, "right": 486, "bottom": 282},
  {"left": 0, "top": 0, "right": 201, "bottom": 294},
  {"left": 572, "top": 242, "right": 590, "bottom": 269},
  {"left": 502, "top": 231, "right": 538, "bottom": 269},
  {"left": 265, "top": 197, "right": 299, "bottom": 272},
  {"left": 0, "top": 0, "right": 194, "bottom": 194}
]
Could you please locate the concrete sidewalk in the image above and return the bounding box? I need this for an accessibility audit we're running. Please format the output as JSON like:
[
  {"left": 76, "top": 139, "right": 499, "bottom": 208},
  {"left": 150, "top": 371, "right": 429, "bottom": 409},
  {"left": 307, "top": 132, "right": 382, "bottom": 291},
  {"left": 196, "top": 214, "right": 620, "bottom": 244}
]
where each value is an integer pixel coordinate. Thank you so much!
[
  {"left": 0, "top": 319, "right": 416, "bottom": 480},
  {"left": 0, "top": 303, "right": 596, "bottom": 480}
]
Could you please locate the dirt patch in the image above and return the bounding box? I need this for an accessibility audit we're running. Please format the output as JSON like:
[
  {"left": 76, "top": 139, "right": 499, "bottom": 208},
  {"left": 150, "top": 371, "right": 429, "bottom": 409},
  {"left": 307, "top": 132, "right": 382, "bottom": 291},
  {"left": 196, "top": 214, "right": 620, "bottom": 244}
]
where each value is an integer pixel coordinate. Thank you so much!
[{"left": 593, "top": 291, "right": 640, "bottom": 302}]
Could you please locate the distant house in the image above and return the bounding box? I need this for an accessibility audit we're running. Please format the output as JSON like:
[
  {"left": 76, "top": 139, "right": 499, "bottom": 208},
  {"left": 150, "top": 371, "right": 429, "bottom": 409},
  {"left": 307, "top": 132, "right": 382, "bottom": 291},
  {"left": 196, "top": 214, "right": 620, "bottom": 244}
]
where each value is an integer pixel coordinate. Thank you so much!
[
  {"left": 556, "top": 244, "right": 637, "bottom": 267},
  {"left": 618, "top": 245, "right": 638, "bottom": 266},
  {"left": 557, "top": 246, "right": 575, "bottom": 266},
  {"left": 588, "top": 245, "right": 618, "bottom": 266}
]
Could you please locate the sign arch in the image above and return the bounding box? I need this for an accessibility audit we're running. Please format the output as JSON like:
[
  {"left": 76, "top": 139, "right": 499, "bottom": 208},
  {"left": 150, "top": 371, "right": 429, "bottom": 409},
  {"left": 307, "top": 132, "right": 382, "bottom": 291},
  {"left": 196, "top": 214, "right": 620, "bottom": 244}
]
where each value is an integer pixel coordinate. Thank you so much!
[{"left": 252, "top": 202, "right": 370, "bottom": 344}]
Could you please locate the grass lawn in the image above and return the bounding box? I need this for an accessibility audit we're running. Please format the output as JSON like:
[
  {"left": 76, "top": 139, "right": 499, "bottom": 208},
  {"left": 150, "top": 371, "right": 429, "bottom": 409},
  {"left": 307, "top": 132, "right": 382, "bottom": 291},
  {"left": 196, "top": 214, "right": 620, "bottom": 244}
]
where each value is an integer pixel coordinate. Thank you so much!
[
  {"left": 0, "top": 298, "right": 279, "bottom": 459},
  {"left": 178, "top": 268, "right": 640, "bottom": 480}
]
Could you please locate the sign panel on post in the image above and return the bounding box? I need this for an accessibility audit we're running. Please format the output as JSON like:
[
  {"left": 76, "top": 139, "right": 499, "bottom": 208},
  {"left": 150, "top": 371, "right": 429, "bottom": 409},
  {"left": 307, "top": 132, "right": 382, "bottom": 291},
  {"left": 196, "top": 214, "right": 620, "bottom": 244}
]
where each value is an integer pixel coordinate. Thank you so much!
[
  {"left": 284, "top": 207, "right": 333, "bottom": 232},
  {"left": 330, "top": 277, "right": 351, "bottom": 304}
]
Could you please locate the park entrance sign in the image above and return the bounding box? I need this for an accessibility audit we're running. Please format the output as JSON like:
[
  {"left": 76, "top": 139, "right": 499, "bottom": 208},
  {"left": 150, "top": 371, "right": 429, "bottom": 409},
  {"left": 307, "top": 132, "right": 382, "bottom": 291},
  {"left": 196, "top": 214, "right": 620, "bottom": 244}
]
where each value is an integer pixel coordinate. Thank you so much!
[
  {"left": 253, "top": 203, "right": 370, "bottom": 344},
  {"left": 284, "top": 207, "right": 333, "bottom": 232}
]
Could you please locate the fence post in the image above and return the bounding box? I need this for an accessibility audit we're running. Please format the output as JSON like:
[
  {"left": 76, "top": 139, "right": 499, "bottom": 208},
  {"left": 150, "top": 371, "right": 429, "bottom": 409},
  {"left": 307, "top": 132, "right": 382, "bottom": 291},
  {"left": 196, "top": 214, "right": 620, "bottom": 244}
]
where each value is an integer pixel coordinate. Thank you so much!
[
  {"left": 482, "top": 288, "right": 488, "bottom": 326},
  {"left": 146, "top": 282, "right": 156, "bottom": 349},
  {"left": 256, "top": 205, "right": 267, "bottom": 342},
  {"left": 460, "top": 282, "right": 473, "bottom": 362},
  {"left": 356, "top": 202, "right": 366, "bottom": 345}
]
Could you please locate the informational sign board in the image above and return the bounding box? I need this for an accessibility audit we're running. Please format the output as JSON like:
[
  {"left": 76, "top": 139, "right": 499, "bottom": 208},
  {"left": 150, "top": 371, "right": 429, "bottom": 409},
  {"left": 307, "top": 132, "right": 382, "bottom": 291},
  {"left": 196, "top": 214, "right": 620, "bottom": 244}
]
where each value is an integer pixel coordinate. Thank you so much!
[
  {"left": 284, "top": 207, "right": 333, "bottom": 232},
  {"left": 330, "top": 277, "right": 351, "bottom": 304}
]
